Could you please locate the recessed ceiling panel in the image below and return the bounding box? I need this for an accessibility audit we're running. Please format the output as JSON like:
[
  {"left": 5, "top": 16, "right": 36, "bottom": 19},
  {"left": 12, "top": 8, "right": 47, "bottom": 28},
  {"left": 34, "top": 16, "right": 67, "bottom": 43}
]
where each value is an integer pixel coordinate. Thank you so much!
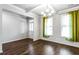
[{"left": 14, "top": 4, "right": 39, "bottom": 12}]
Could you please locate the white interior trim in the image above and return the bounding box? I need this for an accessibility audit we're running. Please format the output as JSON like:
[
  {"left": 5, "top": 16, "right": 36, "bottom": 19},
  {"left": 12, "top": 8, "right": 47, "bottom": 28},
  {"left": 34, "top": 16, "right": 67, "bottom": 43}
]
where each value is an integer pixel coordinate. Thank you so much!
[
  {"left": 0, "top": 44, "right": 2, "bottom": 53},
  {"left": 58, "top": 6, "right": 79, "bottom": 14},
  {"left": 41, "top": 37, "right": 79, "bottom": 48}
]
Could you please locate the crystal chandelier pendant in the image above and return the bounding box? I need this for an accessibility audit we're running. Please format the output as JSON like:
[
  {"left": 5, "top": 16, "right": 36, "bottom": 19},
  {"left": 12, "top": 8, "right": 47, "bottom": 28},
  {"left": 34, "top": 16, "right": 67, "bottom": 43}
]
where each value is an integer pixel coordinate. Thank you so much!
[{"left": 41, "top": 4, "right": 55, "bottom": 17}]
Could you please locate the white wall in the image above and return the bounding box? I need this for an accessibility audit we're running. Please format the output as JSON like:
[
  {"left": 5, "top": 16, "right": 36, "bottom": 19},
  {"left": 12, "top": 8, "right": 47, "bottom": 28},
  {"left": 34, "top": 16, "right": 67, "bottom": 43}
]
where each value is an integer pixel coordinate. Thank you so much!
[
  {"left": 0, "top": 6, "right": 2, "bottom": 40},
  {"left": 0, "top": 5, "right": 3, "bottom": 53},
  {"left": 2, "top": 10, "right": 27, "bottom": 43},
  {"left": 33, "top": 15, "right": 41, "bottom": 41}
]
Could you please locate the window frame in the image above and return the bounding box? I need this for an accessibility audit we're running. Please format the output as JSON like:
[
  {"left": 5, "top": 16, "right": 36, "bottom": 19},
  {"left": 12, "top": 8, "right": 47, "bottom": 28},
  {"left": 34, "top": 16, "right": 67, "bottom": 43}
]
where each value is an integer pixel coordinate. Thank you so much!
[
  {"left": 29, "top": 19, "right": 34, "bottom": 33},
  {"left": 61, "top": 13, "right": 72, "bottom": 38},
  {"left": 43, "top": 16, "right": 53, "bottom": 37}
]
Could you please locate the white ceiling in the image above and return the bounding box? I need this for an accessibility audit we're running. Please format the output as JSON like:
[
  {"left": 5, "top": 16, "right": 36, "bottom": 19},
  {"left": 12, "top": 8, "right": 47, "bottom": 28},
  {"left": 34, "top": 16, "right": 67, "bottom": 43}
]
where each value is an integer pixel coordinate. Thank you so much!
[
  {"left": 13, "top": 4, "right": 79, "bottom": 15},
  {"left": 14, "top": 4, "right": 39, "bottom": 12}
]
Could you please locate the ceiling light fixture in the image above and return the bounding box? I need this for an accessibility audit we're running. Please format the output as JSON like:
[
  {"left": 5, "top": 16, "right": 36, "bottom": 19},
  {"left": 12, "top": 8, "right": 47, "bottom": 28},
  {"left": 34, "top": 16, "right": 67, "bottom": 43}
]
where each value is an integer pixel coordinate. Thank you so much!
[
  {"left": 48, "top": 13, "right": 52, "bottom": 16},
  {"left": 46, "top": 8, "right": 50, "bottom": 13},
  {"left": 41, "top": 4, "right": 55, "bottom": 17},
  {"left": 41, "top": 12, "right": 46, "bottom": 16}
]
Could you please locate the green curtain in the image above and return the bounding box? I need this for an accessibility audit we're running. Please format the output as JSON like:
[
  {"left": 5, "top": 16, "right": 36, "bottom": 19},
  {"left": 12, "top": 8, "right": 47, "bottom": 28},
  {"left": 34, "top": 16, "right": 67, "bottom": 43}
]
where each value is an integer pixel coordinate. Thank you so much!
[
  {"left": 43, "top": 16, "right": 48, "bottom": 37},
  {"left": 69, "top": 10, "right": 79, "bottom": 42},
  {"left": 43, "top": 16, "right": 46, "bottom": 37},
  {"left": 77, "top": 10, "right": 79, "bottom": 42}
]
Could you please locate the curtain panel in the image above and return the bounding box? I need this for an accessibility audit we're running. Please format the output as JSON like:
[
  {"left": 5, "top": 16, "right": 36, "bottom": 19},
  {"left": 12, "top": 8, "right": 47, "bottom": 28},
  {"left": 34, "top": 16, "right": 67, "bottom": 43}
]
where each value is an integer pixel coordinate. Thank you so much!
[{"left": 69, "top": 10, "right": 79, "bottom": 42}]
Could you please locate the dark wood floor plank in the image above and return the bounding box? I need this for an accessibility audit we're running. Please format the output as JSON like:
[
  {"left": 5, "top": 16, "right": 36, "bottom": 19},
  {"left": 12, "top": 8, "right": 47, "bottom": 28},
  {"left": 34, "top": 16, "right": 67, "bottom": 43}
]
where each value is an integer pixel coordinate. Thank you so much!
[
  {"left": 2, "top": 38, "right": 33, "bottom": 55},
  {"left": 1, "top": 39, "right": 79, "bottom": 55}
]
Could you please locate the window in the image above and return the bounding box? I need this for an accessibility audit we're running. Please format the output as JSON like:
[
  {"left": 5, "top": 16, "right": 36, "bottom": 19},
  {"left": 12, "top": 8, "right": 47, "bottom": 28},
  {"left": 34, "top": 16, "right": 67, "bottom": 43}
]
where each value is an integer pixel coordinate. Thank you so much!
[
  {"left": 29, "top": 20, "right": 34, "bottom": 32},
  {"left": 61, "top": 14, "right": 71, "bottom": 38},
  {"left": 43, "top": 17, "right": 53, "bottom": 36}
]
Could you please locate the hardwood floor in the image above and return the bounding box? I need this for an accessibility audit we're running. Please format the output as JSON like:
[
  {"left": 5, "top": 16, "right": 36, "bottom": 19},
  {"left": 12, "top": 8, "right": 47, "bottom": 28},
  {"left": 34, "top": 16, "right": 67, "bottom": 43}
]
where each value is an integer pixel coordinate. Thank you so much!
[
  {"left": 1, "top": 39, "right": 79, "bottom": 55},
  {"left": 2, "top": 38, "right": 33, "bottom": 55},
  {"left": 31, "top": 39, "right": 79, "bottom": 55}
]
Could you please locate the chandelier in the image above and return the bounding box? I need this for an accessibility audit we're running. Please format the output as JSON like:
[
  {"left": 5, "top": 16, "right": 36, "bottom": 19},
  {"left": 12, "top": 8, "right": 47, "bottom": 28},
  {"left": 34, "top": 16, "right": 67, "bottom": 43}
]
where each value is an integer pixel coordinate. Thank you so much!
[{"left": 41, "top": 5, "right": 55, "bottom": 17}]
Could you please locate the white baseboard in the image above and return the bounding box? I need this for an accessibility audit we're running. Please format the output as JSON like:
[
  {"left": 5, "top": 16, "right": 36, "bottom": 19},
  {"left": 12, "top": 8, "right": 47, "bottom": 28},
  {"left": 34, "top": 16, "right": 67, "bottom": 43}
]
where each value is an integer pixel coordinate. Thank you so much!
[
  {"left": 42, "top": 37, "right": 79, "bottom": 48},
  {"left": 0, "top": 45, "right": 3, "bottom": 53}
]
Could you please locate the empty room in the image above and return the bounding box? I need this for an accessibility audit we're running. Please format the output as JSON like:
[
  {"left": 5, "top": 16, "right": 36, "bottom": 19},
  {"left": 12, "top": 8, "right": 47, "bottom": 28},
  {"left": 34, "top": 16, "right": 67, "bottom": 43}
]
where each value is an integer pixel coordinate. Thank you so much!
[{"left": 0, "top": 4, "right": 79, "bottom": 55}]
